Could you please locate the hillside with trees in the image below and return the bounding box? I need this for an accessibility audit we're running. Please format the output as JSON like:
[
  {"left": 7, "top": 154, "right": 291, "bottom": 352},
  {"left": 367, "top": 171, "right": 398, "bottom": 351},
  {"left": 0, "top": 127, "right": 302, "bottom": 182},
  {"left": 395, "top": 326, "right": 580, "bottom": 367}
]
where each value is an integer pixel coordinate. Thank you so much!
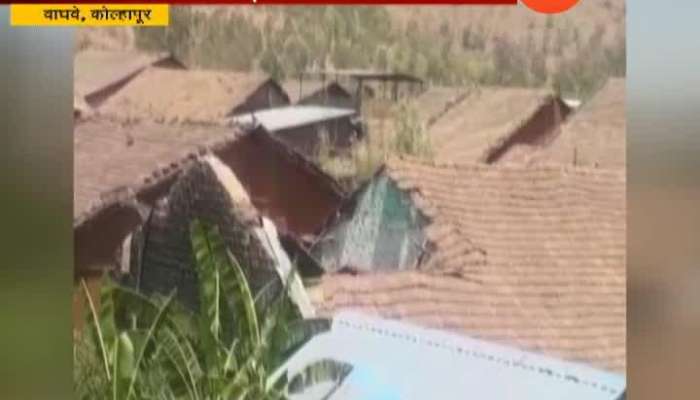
[{"left": 77, "top": 3, "right": 625, "bottom": 99}]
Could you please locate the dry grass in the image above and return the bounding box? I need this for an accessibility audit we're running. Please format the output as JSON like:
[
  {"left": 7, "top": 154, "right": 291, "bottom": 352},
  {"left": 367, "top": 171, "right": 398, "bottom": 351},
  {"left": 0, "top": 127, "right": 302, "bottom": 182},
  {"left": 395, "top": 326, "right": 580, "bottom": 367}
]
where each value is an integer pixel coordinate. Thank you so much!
[{"left": 317, "top": 98, "right": 433, "bottom": 186}]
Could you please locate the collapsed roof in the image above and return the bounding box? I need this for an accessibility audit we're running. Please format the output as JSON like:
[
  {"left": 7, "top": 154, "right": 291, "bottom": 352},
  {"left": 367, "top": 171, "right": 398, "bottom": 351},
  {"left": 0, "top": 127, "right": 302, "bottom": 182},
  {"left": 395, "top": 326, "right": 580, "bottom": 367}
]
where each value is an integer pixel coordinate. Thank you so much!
[
  {"left": 74, "top": 119, "right": 345, "bottom": 278},
  {"left": 308, "top": 157, "right": 626, "bottom": 372},
  {"left": 127, "top": 155, "right": 314, "bottom": 317}
]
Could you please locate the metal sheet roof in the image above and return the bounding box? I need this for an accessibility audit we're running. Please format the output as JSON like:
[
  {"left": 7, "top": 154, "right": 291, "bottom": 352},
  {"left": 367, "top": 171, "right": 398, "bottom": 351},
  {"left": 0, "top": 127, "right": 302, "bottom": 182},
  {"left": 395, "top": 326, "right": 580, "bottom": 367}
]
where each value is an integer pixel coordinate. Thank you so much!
[
  {"left": 275, "top": 311, "right": 626, "bottom": 400},
  {"left": 230, "top": 106, "right": 356, "bottom": 132}
]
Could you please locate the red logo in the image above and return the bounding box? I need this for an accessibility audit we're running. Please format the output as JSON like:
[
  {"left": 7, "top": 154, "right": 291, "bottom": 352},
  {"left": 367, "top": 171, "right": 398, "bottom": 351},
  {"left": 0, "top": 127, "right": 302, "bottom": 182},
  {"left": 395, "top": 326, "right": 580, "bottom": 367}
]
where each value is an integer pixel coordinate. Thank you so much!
[{"left": 521, "top": 0, "right": 580, "bottom": 14}]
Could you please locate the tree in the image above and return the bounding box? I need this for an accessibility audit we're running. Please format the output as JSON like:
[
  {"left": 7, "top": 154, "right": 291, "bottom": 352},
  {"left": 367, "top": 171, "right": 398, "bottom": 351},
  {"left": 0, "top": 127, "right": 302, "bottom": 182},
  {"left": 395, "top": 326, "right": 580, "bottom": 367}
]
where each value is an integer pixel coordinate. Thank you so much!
[
  {"left": 283, "top": 36, "right": 310, "bottom": 77},
  {"left": 461, "top": 26, "right": 472, "bottom": 51},
  {"left": 374, "top": 46, "right": 389, "bottom": 72},
  {"left": 392, "top": 101, "right": 432, "bottom": 158},
  {"left": 260, "top": 48, "right": 285, "bottom": 81}
]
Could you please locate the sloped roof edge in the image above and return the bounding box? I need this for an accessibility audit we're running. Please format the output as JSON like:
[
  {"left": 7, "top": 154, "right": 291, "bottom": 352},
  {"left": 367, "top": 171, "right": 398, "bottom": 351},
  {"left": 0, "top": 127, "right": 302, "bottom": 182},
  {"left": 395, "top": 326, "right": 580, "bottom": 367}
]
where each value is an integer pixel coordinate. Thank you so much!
[
  {"left": 74, "top": 123, "right": 347, "bottom": 231},
  {"left": 74, "top": 126, "right": 242, "bottom": 229},
  {"left": 479, "top": 93, "right": 570, "bottom": 163}
]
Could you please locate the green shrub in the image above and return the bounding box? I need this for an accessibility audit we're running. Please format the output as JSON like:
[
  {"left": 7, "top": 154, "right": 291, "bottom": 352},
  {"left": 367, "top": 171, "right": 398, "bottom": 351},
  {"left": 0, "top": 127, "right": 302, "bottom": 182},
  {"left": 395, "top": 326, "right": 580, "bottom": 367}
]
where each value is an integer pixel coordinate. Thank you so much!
[
  {"left": 74, "top": 220, "right": 349, "bottom": 399},
  {"left": 392, "top": 101, "right": 432, "bottom": 159}
]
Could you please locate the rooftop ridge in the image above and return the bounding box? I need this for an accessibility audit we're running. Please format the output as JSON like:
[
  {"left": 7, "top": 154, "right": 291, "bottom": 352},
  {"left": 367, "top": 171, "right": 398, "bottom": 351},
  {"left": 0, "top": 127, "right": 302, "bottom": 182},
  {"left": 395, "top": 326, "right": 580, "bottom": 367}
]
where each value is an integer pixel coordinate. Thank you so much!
[
  {"left": 73, "top": 123, "right": 244, "bottom": 228},
  {"left": 386, "top": 155, "right": 626, "bottom": 177}
]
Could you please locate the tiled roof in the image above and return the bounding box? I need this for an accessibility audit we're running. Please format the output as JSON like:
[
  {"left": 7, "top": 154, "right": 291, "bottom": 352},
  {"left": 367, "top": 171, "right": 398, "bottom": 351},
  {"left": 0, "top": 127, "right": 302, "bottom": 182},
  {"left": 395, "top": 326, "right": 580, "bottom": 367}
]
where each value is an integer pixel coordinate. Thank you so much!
[
  {"left": 412, "top": 86, "right": 470, "bottom": 127},
  {"left": 74, "top": 118, "right": 345, "bottom": 233},
  {"left": 428, "top": 87, "right": 559, "bottom": 163},
  {"left": 520, "top": 78, "right": 626, "bottom": 167},
  {"left": 74, "top": 118, "right": 237, "bottom": 224},
  {"left": 99, "top": 68, "right": 283, "bottom": 124},
  {"left": 74, "top": 50, "right": 177, "bottom": 101},
  {"left": 308, "top": 157, "right": 626, "bottom": 372}
]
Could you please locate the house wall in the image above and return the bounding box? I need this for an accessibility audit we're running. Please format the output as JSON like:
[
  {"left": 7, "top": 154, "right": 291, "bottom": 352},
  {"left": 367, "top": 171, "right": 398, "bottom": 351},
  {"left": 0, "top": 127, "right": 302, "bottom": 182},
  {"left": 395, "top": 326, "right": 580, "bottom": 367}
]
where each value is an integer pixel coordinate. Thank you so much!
[
  {"left": 311, "top": 174, "right": 428, "bottom": 272},
  {"left": 74, "top": 202, "right": 144, "bottom": 279},
  {"left": 272, "top": 117, "right": 359, "bottom": 159},
  {"left": 229, "top": 81, "right": 290, "bottom": 116},
  {"left": 215, "top": 132, "right": 343, "bottom": 237}
]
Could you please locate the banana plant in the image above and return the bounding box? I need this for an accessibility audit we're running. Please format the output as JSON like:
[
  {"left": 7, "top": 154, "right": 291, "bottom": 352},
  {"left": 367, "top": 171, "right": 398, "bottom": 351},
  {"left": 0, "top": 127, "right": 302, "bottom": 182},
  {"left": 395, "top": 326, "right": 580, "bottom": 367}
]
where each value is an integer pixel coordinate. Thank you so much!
[
  {"left": 77, "top": 278, "right": 176, "bottom": 400},
  {"left": 75, "top": 219, "right": 352, "bottom": 400},
  {"left": 186, "top": 220, "right": 350, "bottom": 400}
]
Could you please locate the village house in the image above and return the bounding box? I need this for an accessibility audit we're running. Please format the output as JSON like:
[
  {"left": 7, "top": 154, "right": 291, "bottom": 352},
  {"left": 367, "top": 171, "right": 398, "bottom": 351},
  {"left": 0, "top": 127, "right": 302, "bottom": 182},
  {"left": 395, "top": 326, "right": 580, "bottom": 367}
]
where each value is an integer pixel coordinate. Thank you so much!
[
  {"left": 74, "top": 118, "right": 345, "bottom": 281},
  {"left": 298, "top": 82, "right": 356, "bottom": 109},
  {"left": 304, "top": 70, "right": 425, "bottom": 104},
  {"left": 283, "top": 80, "right": 356, "bottom": 110},
  {"left": 230, "top": 105, "right": 363, "bottom": 159},
  {"left": 123, "top": 155, "right": 314, "bottom": 316},
  {"left": 97, "top": 68, "right": 290, "bottom": 124},
  {"left": 427, "top": 87, "right": 572, "bottom": 164},
  {"left": 306, "top": 157, "right": 626, "bottom": 373},
  {"left": 412, "top": 85, "right": 471, "bottom": 128},
  {"left": 518, "top": 78, "right": 626, "bottom": 168},
  {"left": 74, "top": 49, "right": 186, "bottom": 108}
]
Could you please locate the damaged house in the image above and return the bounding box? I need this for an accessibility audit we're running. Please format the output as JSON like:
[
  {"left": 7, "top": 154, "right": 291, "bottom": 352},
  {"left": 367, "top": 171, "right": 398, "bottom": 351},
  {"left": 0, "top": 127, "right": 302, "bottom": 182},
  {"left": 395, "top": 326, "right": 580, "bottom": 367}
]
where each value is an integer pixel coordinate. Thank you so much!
[
  {"left": 230, "top": 105, "right": 363, "bottom": 159},
  {"left": 307, "top": 157, "right": 626, "bottom": 373},
  {"left": 74, "top": 119, "right": 345, "bottom": 282},
  {"left": 125, "top": 154, "right": 314, "bottom": 315},
  {"left": 98, "top": 68, "right": 290, "bottom": 124},
  {"left": 428, "top": 87, "right": 572, "bottom": 164}
]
